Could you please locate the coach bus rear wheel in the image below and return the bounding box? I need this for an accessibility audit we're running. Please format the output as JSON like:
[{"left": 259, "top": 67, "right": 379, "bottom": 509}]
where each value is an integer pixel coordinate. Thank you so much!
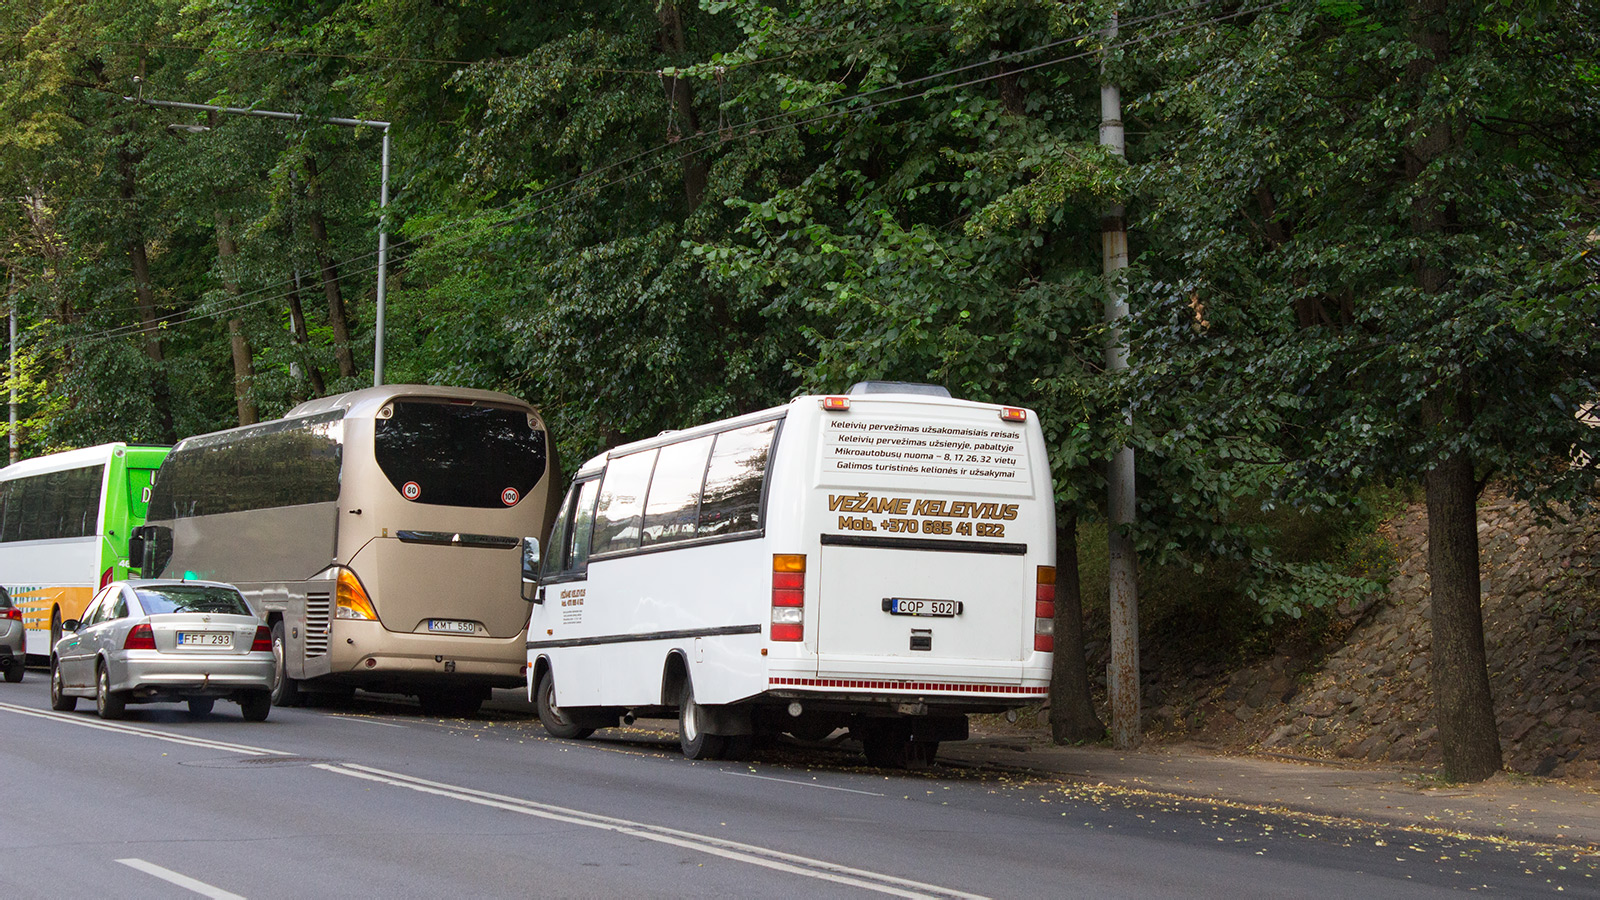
[{"left": 269, "top": 621, "right": 303, "bottom": 708}]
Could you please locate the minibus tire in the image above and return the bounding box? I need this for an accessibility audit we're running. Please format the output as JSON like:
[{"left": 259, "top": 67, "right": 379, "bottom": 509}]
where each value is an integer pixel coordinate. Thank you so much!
[
  {"left": 677, "top": 681, "right": 726, "bottom": 760},
  {"left": 536, "top": 669, "right": 594, "bottom": 740}
]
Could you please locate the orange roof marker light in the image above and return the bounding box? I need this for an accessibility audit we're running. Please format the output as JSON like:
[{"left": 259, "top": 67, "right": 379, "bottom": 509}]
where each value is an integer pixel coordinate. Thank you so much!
[
  {"left": 821, "top": 396, "right": 851, "bottom": 412},
  {"left": 1000, "top": 407, "right": 1027, "bottom": 423}
]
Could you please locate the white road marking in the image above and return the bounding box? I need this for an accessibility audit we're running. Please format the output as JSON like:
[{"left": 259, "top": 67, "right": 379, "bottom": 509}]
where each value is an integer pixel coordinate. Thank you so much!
[
  {"left": 1, "top": 702, "right": 981, "bottom": 899},
  {"left": 318, "top": 762, "right": 985, "bottom": 900},
  {"left": 724, "top": 770, "right": 887, "bottom": 796},
  {"left": 0, "top": 702, "right": 285, "bottom": 756},
  {"left": 116, "top": 858, "right": 246, "bottom": 900}
]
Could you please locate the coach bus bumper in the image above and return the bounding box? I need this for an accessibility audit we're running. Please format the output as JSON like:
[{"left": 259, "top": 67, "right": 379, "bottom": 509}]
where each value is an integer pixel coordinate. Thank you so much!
[{"left": 331, "top": 621, "right": 526, "bottom": 689}]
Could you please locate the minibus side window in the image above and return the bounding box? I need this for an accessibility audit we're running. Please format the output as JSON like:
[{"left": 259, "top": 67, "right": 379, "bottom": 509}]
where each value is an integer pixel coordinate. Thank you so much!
[
  {"left": 641, "top": 436, "right": 713, "bottom": 548},
  {"left": 593, "top": 450, "right": 655, "bottom": 557},
  {"left": 567, "top": 479, "right": 600, "bottom": 572},
  {"left": 541, "top": 486, "right": 576, "bottom": 580},
  {"left": 698, "top": 420, "right": 776, "bottom": 538}
]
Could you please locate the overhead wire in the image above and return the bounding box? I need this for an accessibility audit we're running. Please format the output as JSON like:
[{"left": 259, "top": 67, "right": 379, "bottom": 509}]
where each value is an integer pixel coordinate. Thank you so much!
[{"left": 20, "top": 0, "right": 1273, "bottom": 357}]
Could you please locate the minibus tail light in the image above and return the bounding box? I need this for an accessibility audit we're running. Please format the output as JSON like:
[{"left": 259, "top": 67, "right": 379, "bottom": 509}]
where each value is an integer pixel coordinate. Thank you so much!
[
  {"left": 821, "top": 396, "right": 850, "bottom": 412},
  {"left": 124, "top": 623, "right": 156, "bottom": 651},
  {"left": 1034, "top": 566, "right": 1055, "bottom": 653},
  {"left": 250, "top": 625, "right": 272, "bottom": 653},
  {"left": 335, "top": 569, "right": 378, "bottom": 621},
  {"left": 771, "top": 554, "right": 806, "bottom": 641},
  {"left": 1000, "top": 407, "right": 1027, "bottom": 423}
]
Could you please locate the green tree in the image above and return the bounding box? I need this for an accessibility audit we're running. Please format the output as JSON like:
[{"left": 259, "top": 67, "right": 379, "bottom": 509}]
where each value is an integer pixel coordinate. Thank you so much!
[{"left": 1134, "top": 0, "right": 1600, "bottom": 780}]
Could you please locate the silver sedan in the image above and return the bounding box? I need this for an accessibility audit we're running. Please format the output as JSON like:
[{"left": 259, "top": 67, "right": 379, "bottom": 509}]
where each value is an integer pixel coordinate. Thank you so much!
[
  {"left": 50, "top": 580, "right": 274, "bottom": 721},
  {"left": 0, "top": 585, "right": 24, "bottom": 683}
]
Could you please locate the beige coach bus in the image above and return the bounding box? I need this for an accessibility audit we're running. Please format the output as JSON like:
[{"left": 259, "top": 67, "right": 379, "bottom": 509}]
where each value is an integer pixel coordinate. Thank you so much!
[{"left": 133, "top": 385, "right": 561, "bottom": 716}]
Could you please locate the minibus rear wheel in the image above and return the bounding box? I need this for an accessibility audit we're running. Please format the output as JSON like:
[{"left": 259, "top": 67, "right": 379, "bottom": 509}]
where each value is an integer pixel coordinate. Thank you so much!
[{"left": 677, "top": 681, "right": 726, "bottom": 760}]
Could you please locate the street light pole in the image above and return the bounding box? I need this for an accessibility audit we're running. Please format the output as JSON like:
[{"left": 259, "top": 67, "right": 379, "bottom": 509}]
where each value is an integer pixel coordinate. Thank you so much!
[{"left": 127, "top": 96, "right": 392, "bottom": 386}]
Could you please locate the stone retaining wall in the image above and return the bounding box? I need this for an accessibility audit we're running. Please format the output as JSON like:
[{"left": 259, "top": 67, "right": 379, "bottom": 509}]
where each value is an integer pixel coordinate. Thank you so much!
[{"left": 1261, "top": 498, "right": 1600, "bottom": 779}]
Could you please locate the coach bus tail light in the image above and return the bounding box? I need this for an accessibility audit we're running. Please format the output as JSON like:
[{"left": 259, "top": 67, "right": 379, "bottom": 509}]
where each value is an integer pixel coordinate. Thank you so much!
[
  {"left": 771, "top": 553, "right": 806, "bottom": 642},
  {"left": 335, "top": 569, "right": 379, "bottom": 621},
  {"left": 100, "top": 567, "right": 115, "bottom": 589},
  {"left": 1034, "top": 566, "right": 1055, "bottom": 653}
]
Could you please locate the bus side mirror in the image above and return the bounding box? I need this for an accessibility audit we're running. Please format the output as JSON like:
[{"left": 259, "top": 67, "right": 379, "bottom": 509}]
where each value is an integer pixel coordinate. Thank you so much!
[
  {"left": 127, "top": 531, "right": 146, "bottom": 570},
  {"left": 522, "top": 537, "right": 542, "bottom": 602}
]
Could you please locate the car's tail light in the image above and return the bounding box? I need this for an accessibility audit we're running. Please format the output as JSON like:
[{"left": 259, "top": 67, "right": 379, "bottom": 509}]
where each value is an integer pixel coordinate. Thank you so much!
[
  {"left": 250, "top": 625, "right": 272, "bottom": 652},
  {"left": 771, "top": 554, "right": 805, "bottom": 642},
  {"left": 335, "top": 569, "right": 378, "bottom": 621},
  {"left": 1, "top": 607, "right": 20, "bottom": 621},
  {"left": 124, "top": 623, "right": 156, "bottom": 650},
  {"left": 1034, "top": 565, "right": 1056, "bottom": 653}
]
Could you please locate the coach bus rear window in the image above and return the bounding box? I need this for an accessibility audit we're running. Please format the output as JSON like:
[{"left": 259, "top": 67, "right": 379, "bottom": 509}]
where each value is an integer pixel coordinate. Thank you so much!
[{"left": 374, "top": 400, "right": 548, "bottom": 508}]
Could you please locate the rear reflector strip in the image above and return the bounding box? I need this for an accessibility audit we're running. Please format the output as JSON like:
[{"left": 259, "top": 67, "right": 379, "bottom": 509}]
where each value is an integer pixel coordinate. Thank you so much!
[{"left": 771, "top": 677, "right": 1047, "bottom": 696}]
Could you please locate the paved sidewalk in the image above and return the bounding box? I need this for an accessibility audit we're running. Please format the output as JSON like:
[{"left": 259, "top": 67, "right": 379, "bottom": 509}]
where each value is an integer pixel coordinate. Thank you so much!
[
  {"left": 941, "top": 733, "right": 1600, "bottom": 850},
  {"left": 489, "top": 690, "right": 1599, "bottom": 849}
]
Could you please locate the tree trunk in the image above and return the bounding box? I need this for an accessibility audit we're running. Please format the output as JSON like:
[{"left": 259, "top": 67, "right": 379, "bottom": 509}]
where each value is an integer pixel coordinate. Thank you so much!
[
  {"left": 213, "top": 211, "right": 258, "bottom": 426},
  {"left": 657, "top": 1, "right": 708, "bottom": 210},
  {"left": 1422, "top": 426, "right": 1502, "bottom": 781},
  {"left": 1051, "top": 508, "right": 1106, "bottom": 743},
  {"left": 286, "top": 272, "right": 326, "bottom": 397},
  {"left": 304, "top": 154, "right": 357, "bottom": 380},
  {"left": 1404, "top": 0, "right": 1500, "bottom": 782}
]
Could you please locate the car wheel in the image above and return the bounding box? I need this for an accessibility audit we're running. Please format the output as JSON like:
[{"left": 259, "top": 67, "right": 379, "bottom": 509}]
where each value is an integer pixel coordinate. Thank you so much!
[
  {"left": 95, "top": 662, "right": 126, "bottom": 720},
  {"left": 49, "top": 658, "right": 75, "bottom": 711},
  {"left": 677, "top": 680, "right": 725, "bottom": 760},
  {"left": 535, "top": 669, "right": 593, "bottom": 740},
  {"left": 239, "top": 691, "right": 271, "bottom": 722},
  {"left": 50, "top": 607, "right": 61, "bottom": 652},
  {"left": 187, "top": 697, "right": 215, "bottom": 717},
  {"left": 269, "top": 621, "right": 302, "bottom": 707},
  {"left": 3, "top": 661, "right": 22, "bottom": 684}
]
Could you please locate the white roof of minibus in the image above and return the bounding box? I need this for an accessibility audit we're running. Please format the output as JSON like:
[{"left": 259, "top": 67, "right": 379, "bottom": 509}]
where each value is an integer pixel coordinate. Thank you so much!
[
  {"left": 572, "top": 391, "right": 1028, "bottom": 477},
  {"left": 284, "top": 384, "right": 539, "bottom": 421},
  {"left": 0, "top": 443, "right": 131, "bottom": 479}
]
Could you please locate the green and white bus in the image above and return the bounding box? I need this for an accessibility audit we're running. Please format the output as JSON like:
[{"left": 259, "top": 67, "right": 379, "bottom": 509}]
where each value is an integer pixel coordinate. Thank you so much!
[{"left": 0, "top": 443, "right": 171, "bottom": 658}]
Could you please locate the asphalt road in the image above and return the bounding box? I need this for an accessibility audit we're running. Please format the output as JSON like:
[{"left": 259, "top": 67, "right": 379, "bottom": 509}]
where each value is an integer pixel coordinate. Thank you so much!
[{"left": 0, "top": 677, "right": 1593, "bottom": 899}]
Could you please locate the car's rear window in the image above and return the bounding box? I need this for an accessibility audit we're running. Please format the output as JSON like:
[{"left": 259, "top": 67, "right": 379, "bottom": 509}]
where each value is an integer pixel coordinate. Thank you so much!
[{"left": 136, "top": 586, "right": 252, "bottom": 616}]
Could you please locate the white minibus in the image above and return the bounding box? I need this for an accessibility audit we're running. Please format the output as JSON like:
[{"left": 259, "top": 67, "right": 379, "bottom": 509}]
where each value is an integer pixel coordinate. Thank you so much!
[{"left": 526, "top": 383, "right": 1055, "bottom": 765}]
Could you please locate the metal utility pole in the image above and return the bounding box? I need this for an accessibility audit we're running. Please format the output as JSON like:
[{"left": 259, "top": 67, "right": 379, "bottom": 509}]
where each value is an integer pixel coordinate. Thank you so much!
[
  {"left": 127, "top": 96, "right": 393, "bottom": 386},
  {"left": 8, "top": 268, "right": 16, "bottom": 465},
  {"left": 1100, "top": 12, "right": 1141, "bottom": 750}
]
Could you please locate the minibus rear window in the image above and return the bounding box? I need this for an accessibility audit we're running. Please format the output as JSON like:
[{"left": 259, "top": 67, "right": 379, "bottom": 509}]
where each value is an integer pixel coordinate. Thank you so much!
[{"left": 374, "top": 401, "right": 548, "bottom": 509}]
